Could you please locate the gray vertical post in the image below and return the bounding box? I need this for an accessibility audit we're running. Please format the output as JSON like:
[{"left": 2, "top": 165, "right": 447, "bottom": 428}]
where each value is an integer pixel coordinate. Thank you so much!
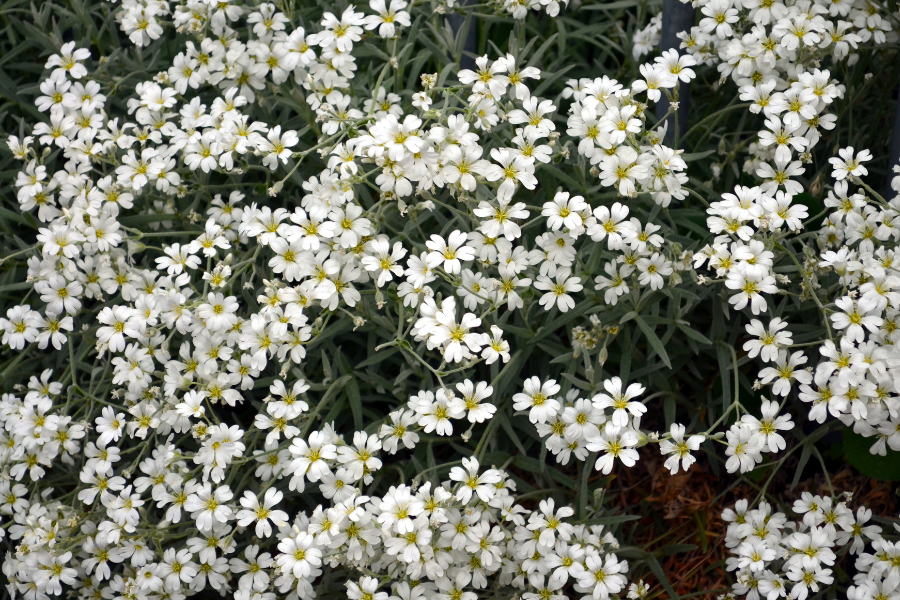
[
  {"left": 447, "top": 1, "right": 476, "bottom": 71},
  {"left": 654, "top": 0, "right": 695, "bottom": 148},
  {"left": 887, "top": 81, "right": 900, "bottom": 197}
]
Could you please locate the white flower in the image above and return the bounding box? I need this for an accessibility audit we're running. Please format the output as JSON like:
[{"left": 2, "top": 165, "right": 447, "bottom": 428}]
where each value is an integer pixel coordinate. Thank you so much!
[
  {"left": 236, "top": 488, "right": 289, "bottom": 537},
  {"left": 329, "top": 203, "right": 373, "bottom": 249},
  {"left": 513, "top": 376, "right": 561, "bottom": 424},
  {"left": 587, "top": 202, "right": 633, "bottom": 248},
  {"left": 830, "top": 296, "right": 882, "bottom": 343},
  {"left": 632, "top": 63, "right": 677, "bottom": 102},
  {"left": 458, "top": 54, "right": 510, "bottom": 99},
  {"left": 507, "top": 96, "right": 557, "bottom": 137},
  {"left": 412, "top": 91, "right": 432, "bottom": 110},
  {"left": 735, "top": 539, "right": 776, "bottom": 572},
  {"left": 336, "top": 431, "right": 382, "bottom": 481},
  {"left": 377, "top": 484, "right": 424, "bottom": 534},
  {"left": 97, "top": 306, "right": 141, "bottom": 353},
  {"left": 363, "top": 0, "right": 411, "bottom": 37},
  {"left": 189, "top": 218, "right": 231, "bottom": 257},
  {"left": 268, "top": 379, "right": 311, "bottom": 420},
  {"left": 276, "top": 531, "right": 322, "bottom": 578},
  {"left": 743, "top": 318, "right": 793, "bottom": 363},
  {"left": 289, "top": 431, "right": 337, "bottom": 485},
  {"left": 411, "top": 388, "right": 459, "bottom": 436},
  {"left": 361, "top": 237, "right": 407, "bottom": 287},
  {"left": 269, "top": 237, "right": 307, "bottom": 282},
  {"left": 760, "top": 191, "right": 808, "bottom": 231},
  {"left": 473, "top": 199, "right": 529, "bottom": 240},
  {"left": 659, "top": 423, "right": 704, "bottom": 474},
  {"left": 655, "top": 48, "right": 696, "bottom": 82},
  {"left": 426, "top": 230, "right": 475, "bottom": 274},
  {"left": 598, "top": 147, "right": 650, "bottom": 196},
  {"left": 429, "top": 308, "right": 485, "bottom": 364},
  {"left": 543, "top": 191, "right": 588, "bottom": 232},
  {"left": 484, "top": 148, "right": 537, "bottom": 202},
  {"left": 575, "top": 553, "right": 628, "bottom": 599},
  {"left": 1, "top": 305, "right": 42, "bottom": 350},
  {"left": 260, "top": 126, "right": 299, "bottom": 170},
  {"left": 535, "top": 271, "right": 583, "bottom": 312},
  {"left": 500, "top": 53, "right": 541, "bottom": 99},
  {"left": 725, "top": 272, "right": 778, "bottom": 315},
  {"left": 184, "top": 483, "right": 233, "bottom": 532},
  {"left": 348, "top": 576, "right": 389, "bottom": 600},
  {"left": 756, "top": 156, "right": 805, "bottom": 196},
  {"left": 741, "top": 399, "right": 794, "bottom": 452},
  {"left": 46, "top": 42, "right": 91, "bottom": 79},
  {"left": 481, "top": 325, "right": 511, "bottom": 365},
  {"left": 636, "top": 252, "right": 672, "bottom": 290},
  {"left": 379, "top": 410, "right": 420, "bottom": 454},
  {"left": 724, "top": 424, "right": 764, "bottom": 473},
  {"left": 604, "top": 105, "right": 641, "bottom": 145},
  {"left": 156, "top": 548, "right": 198, "bottom": 590},
  {"left": 449, "top": 457, "right": 501, "bottom": 503},
  {"left": 452, "top": 379, "right": 496, "bottom": 423},
  {"left": 595, "top": 262, "right": 633, "bottom": 305},
  {"left": 699, "top": 0, "right": 739, "bottom": 38},
  {"left": 37, "top": 276, "right": 83, "bottom": 315},
  {"left": 95, "top": 406, "right": 126, "bottom": 446},
  {"left": 527, "top": 498, "right": 575, "bottom": 547},
  {"left": 197, "top": 293, "right": 240, "bottom": 332},
  {"left": 587, "top": 422, "right": 640, "bottom": 474},
  {"left": 758, "top": 350, "right": 813, "bottom": 396},
  {"left": 592, "top": 377, "right": 646, "bottom": 427},
  {"left": 156, "top": 243, "right": 201, "bottom": 274},
  {"left": 372, "top": 114, "right": 424, "bottom": 160}
]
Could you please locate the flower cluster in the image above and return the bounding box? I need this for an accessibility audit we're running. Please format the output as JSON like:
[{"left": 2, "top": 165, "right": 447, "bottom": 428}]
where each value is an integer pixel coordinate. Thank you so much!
[
  {"left": 2, "top": 0, "right": 900, "bottom": 596},
  {"left": 722, "top": 494, "right": 891, "bottom": 600}
]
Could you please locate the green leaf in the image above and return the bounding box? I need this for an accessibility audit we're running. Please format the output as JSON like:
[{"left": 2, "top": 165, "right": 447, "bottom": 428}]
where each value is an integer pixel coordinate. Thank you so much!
[
  {"left": 538, "top": 161, "right": 588, "bottom": 195},
  {"left": 436, "top": 56, "right": 457, "bottom": 87},
  {"left": 550, "top": 351, "right": 575, "bottom": 364},
  {"left": 355, "top": 346, "right": 399, "bottom": 369},
  {"left": 0, "top": 282, "right": 31, "bottom": 294},
  {"left": 582, "top": 514, "right": 641, "bottom": 526},
  {"left": 362, "top": 42, "right": 392, "bottom": 63},
  {"left": 321, "top": 374, "right": 352, "bottom": 405},
  {"left": 119, "top": 213, "right": 187, "bottom": 227},
  {"left": 634, "top": 316, "right": 672, "bottom": 369},
  {"left": 843, "top": 429, "right": 900, "bottom": 481},
  {"left": 681, "top": 149, "right": 716, "bottom": 162},
  {"left": 579, "top": 0, "right": 651, "bottom": 9},
  {"left": 644, "top": 554, "right": 681, "bottom": 600},
  {"left": 529, "top": 32, "right": 559, "bottom": 67},
  {"left": 532, "top": 63, "right": 576, "bottom": 98},
  {"left": 528, "top": 299, "right": 594, "bottom": 346},
  {"left": 497, "top": 410, "right": 528, "bottom": 456},
  {"left": 0, "top": 206, "right": 26, "bottom": 230},
  {"left": 491, "top": 347, "right": 534, "bottom": 400},
  {"left": 578, "top": 452, "right": 598, "bottom": 519},
  {"left": 664, "top": 394, "right": 675, "bottom": 427},
  {"left": 560, "top": 372, "right": 592, "bottom": 390},
  {"left": 345, "top": 377, "right": 363, "bottom": 431},
  {"left": 675, "top": 323, "right": 712, "bottom": 345},
  {"left": 511, "top": 455, "right": 578, "bottom": 490},
  {"left": 791, "top": 442, "right": 813, "bottom": 490},
  {"left": 619, "top": 325, "right": 632, "bottom": 382}
]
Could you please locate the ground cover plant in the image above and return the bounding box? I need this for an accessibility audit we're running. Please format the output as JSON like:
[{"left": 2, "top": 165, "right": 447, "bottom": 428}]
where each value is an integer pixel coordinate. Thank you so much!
[{"left": 1, "top": 0, "right": 900, "bottom": 598}]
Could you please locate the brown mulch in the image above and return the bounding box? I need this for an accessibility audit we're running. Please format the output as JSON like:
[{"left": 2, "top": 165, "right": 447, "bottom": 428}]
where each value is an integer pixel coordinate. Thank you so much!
[{"left": 610, "top": 451, "right": 898, "bottom": 600}]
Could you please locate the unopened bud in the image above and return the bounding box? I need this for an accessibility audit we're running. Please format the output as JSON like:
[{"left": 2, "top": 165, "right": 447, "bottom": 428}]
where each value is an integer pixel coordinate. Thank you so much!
[{"left": 268, "top": 181, "right": 283, "bottom": 196}]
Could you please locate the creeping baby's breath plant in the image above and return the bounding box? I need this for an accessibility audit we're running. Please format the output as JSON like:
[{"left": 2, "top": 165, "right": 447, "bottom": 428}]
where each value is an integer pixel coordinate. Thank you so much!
[{"left": 1, "top": 0, "right": 900, "bottom": 598}]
